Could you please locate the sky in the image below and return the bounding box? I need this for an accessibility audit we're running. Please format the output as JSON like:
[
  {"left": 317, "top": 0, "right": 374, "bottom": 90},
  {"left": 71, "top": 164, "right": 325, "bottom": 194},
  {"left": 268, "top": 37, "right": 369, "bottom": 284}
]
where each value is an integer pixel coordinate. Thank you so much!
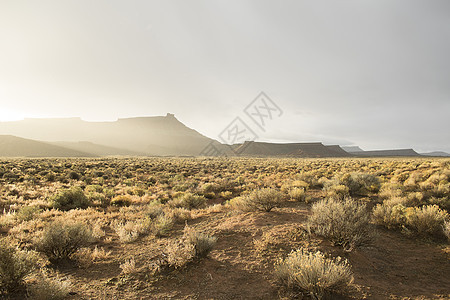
[{"left": 0, "top": 0, "right": 449, "bottom": 153}]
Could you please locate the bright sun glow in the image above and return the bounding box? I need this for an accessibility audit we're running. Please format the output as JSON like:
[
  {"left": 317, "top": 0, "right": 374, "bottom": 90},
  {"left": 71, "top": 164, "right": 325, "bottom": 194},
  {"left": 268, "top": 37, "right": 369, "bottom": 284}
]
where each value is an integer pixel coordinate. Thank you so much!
[{"left": 0, "top": 108, "right": 27, "bottom": 122}]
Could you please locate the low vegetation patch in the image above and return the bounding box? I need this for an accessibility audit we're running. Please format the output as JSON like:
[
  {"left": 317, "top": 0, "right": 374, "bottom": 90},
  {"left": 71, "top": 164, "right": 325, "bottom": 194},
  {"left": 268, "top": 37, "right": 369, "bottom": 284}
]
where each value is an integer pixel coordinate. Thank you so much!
[
  {"left": 164, "top": 226, "right": 216, "bottom": 269},
  {"left": 373, "top": 201, "right": 449, "bottom": 239},
  {"left": 27, "top": 276, "right": 71, "bottom": 300},
  {"left": 0, "top": 240, "right": 38, "bottom": 294},
  {"left": 230, "top": 188, "right": 284, "bottom": 212},
  {"left": 168, "top": 193, "right": 207, "bottom": 210},
  {"left": 36, "top": 221, "right": 93, "bottom": 262},
  {"left": 50, "top": 187, "right": 91, "bottom": 211},
  {"left": 0, "top": 157, "right": 448, "bottom": 299},
  {"left": 308, "top": 198, "right": 372, "bottom": 250},
  {"left": 405, "top": 205, "right": 449, "bottom": 238},
  {"left": 323, "top": 172, "right": 380, "bottom": 197},
  {"left": 275, "top": 248, "right": 353, "bottom": 300}
]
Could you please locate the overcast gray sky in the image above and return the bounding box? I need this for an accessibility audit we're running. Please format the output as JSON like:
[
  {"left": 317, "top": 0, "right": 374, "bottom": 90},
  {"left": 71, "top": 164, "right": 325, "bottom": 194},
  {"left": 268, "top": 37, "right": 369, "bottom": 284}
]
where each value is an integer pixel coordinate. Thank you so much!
[{"left": 1, "top": 0, "right": 449, "bottom": 152}]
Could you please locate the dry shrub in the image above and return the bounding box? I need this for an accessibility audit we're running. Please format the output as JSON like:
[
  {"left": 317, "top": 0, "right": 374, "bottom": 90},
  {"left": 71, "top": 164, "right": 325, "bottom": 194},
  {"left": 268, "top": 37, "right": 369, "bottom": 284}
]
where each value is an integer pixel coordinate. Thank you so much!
[
  {"left": 231, "top": 188, "right": 284, "bottom": 212},
  {"left": 75, "top": 246, "right": 111, "bottom": 267},
  {"left": 183, "top": 225, "right": 217, "bottom": 258},
  {"left": 28, "top": 276, "right": 71, "bottom": 300},
  {"left": 444, "top": 220, "right": 450, "bottom": 241},
  {"left": 164, "top": 226, "right": 216, "bottom": 268},
  {"left": 90, "top": 220, "right": 106, "bottom": 240},
  {"left": 373, "top": 202, "right": 449, "bottom": 239},
  {"left": 372, "top": 203, "right": 407, "bottom": 230},
  {"left": 405, "top": 192, "right": 426, "bottom": 207},
  {"left": 325, "top": 185, "right": 350, "bottom": 201},
  {"left": 429, "top": 196, "right": 450, "bottom": 212},
  {"left": 165, "top": 207, "right": 192, "bottom": 223},
  {"left": 219, "top": 191, "right": 233, "bottom": 200},
  {"left": 36, "top": 221, "right": 93, "bottom": 261},
  {"left": 404, "top": 205, "right": 448, "bottom": 238},
  {"left": 379, "top": 182, "right": 404, "bottom": 199},
  {"left": 0, "top": 240, "right": 38, "bottom": 294},
  {"left": 145, "top": 203, "right": 164, "bottom": 219},
  {"left": 110, "top": 195, "right": 132, "bottom": 207},
  {"left": 281, "top": 180, "right": 309, "bottom": 193},
  {"left": 308, "top": 198, "right": 372, "bottom": 250},
  {"left": 112, "top": 220, "right": 148, "bottom": 243},
  {"left": 151, "top": 215, "right": 174, "bottom": 237},
  {"left": 205, "top": 204, "right": 225, "bottom": 214},
  {"left": 168, "top": 193, "right": 207, "bottom": 210},
  {"left": 165, "top": 239, "right": 195, "bottom": 269},
  {"left": 120, "top": 258, "right": 137, "bottom": 274},
  {"left": 86, "top": 192, "right": 107, "bottom": 206},
  {"left": 275, "top": 248, "right": 353, "bottom": 300},
  {"left": 288, "top": 187, "right": 306, "bottom": 202}
]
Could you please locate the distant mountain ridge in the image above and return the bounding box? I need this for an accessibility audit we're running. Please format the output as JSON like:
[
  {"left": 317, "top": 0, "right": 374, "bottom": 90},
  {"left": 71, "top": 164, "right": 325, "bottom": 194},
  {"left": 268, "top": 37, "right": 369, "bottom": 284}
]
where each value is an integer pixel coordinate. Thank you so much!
[
  {"left": 420, "top": 151, "right": 450, "bottom": 157},
  {"left": 233, "top": 141, "right": 352, "bottom": 157},
  {"left": 0, "top": 114, "right": 445, "bottom": 158},
  {"left": 0, "top": 114, "right": 214, "bottom": 156},
  {"left": 0, "top": 135, "right": 96, "bottom": 157},
  {"left": 349, "top": 149, "right": 422, "bottom": 157},
  {"left": 342, "top": 146, "right": 364, "bottom": 153}
]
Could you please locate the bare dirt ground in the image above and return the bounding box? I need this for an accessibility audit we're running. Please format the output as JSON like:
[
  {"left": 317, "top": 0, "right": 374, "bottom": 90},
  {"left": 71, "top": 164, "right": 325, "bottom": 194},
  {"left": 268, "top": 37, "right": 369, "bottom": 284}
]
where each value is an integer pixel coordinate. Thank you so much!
[{"left": 54, "top": 200, "right": 450, "bottom": 300}]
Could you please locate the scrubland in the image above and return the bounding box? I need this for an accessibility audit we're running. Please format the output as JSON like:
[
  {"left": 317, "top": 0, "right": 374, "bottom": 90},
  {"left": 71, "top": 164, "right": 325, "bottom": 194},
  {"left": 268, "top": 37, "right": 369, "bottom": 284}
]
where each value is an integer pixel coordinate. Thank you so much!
[{"left": 0, "top": 157, "right": 449, "bottom": 299}]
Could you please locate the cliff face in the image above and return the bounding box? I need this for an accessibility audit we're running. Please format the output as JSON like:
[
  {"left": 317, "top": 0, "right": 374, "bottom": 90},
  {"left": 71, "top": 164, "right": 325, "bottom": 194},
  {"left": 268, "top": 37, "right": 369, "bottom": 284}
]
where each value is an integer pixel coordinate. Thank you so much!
[
  {"left": 234, "top": 141, "right": 352, "bottom": 157},
  {"left": 0, "top": 114, "right": 214, "bottom": 156},
  {"left": 351, "top": 149, "right": 422, "bottom": 157}
]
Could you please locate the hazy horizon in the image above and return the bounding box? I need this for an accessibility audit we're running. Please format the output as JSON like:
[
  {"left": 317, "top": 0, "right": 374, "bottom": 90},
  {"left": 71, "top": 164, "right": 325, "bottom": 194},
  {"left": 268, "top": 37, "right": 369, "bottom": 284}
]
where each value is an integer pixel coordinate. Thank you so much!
[{"left": 1, "top": 0, "right": 449, "bottom": 153}]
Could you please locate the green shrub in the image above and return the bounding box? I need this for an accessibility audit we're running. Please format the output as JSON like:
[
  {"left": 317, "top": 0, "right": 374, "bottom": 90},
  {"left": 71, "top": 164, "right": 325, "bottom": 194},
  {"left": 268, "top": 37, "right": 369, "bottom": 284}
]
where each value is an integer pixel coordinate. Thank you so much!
[
  {"left": 68, "top": 171, "right": 80, "bottom": 180},
  {"left": 16, "top": 206, "right": 42, "bottom": 222},
  {"left": 0, "top": 241, "right": 38, "bottom": 294},
  {"left": 308, "top": 198, "right": 372, "bottom": 250},
  {"left": 345, "top": 173, "right": 381, "bottom": 195},
  {"left": 275, "top": 248, "right": 353, "bottom": 299},
  {"left": 86, "top": 191, "right": 107, "bottom": 206},
  {"left": 324, "top": 173, "right": 380, "bottom": 197},
  {"left": 110, "top": 195, "right": 132, "bottom": 207},
  {"left": 36, "top": 221, "right": 93, "bottom": 262},
  {"left": 85, "top": 185, "right": 103, "bottom": 193},
  {"left": 50, "top": 187, "right": 91, "bottom": 211}
]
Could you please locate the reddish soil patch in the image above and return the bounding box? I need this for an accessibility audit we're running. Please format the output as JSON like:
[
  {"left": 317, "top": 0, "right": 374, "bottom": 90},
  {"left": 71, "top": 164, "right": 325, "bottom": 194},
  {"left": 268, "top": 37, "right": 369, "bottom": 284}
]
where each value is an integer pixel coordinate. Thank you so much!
[{"left": 60, "top": 201, "right": 450, "bottom": 299}]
